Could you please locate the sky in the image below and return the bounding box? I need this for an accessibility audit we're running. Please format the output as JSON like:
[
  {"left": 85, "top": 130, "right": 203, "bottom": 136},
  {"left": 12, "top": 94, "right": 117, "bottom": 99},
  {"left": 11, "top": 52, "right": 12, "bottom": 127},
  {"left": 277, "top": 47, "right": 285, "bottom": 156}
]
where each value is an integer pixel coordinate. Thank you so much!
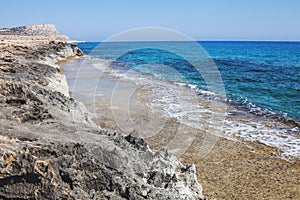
[{"left": 0, "top": 0, "right": 299, "bottom": 41}]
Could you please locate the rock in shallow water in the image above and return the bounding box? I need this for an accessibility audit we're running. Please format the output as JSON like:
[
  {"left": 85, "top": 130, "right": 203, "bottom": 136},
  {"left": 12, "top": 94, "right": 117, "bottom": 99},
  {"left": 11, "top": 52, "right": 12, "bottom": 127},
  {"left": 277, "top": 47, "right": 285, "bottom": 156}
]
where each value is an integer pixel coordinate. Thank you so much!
[{"left": 73, "top": 46, "right": 84, "bottom": 56}]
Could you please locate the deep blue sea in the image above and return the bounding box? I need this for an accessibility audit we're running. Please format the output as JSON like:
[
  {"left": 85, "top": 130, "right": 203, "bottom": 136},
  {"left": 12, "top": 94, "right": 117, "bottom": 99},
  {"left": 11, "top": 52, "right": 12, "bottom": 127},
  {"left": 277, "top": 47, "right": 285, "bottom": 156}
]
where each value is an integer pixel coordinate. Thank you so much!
[{"left": 78, "top": 41, "right": 300, "bottom": 120}]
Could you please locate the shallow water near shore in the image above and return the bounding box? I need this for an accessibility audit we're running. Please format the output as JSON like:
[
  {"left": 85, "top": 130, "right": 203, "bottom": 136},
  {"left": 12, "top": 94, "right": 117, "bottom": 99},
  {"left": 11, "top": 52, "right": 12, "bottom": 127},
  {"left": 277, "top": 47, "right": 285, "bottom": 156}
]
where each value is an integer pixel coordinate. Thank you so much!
[
  {"left": 79, "top": 41, "right": 300, "bottom": 120},
  {"left": 62, "top": 55, "right": 300, "bottom": 159},
  {"left": 63, "top": 58, "right": 300, "bottom": 158}
]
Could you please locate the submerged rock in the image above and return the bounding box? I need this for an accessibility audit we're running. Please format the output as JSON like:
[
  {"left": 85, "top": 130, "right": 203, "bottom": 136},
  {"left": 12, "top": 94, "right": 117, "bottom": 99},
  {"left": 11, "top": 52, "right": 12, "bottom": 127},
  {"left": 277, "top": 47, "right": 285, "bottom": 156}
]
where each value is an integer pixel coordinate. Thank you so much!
[{"left": 0, "top": 24, "right": 204, "bottom": 199}]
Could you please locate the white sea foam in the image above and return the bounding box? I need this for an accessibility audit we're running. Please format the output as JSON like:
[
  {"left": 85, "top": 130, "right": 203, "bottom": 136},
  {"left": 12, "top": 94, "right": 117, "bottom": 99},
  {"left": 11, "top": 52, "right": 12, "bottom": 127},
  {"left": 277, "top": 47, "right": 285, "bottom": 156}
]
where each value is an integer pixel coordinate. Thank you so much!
[
  {"left": 67, "top": 40, "right": 87, "bottom": 43},
  {"left": 87, "top": 58, "right": 300, "bottom": 160},
  {"left": 136, "top": 75, "right": 300, "bottom": 159}
]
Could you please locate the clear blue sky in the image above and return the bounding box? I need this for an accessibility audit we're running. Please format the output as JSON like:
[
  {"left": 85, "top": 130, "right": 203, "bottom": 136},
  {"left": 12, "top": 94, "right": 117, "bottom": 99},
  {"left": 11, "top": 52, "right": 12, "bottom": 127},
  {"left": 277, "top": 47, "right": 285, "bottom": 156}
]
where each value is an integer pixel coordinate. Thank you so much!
[{"left": 1, "top": 0, "right": 299, "bottom": 41}]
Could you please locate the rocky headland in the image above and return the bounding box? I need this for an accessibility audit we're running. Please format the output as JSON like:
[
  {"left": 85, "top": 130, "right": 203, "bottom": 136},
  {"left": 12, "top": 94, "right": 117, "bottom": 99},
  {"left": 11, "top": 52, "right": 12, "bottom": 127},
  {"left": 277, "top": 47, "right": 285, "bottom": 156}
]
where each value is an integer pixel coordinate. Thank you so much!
[{"left": 0, "top": 24, "right": 204, "bottom": 199}]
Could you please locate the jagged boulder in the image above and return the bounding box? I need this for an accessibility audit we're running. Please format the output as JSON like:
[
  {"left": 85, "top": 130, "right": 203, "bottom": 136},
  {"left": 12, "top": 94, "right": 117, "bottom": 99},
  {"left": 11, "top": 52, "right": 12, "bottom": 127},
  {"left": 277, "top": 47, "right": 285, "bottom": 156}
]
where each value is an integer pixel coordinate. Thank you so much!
[{"left": 70, "top": 42, "right": 84, "bottom": 56}]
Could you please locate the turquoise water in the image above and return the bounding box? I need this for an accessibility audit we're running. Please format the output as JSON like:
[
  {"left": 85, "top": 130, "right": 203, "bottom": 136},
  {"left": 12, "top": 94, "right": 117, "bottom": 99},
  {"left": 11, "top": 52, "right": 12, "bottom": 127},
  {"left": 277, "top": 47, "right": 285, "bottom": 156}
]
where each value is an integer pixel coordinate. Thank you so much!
[{"left": 78, "top": 41, "right": 300, "bottom": 120}]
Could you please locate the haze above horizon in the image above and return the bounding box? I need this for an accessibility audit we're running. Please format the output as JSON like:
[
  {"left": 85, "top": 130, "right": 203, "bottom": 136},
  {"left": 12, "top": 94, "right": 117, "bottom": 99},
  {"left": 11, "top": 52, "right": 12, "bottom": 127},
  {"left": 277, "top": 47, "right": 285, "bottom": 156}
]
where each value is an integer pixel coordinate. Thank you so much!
[{"left": 0, "top": 0, "right": 299, "bottom": 42}]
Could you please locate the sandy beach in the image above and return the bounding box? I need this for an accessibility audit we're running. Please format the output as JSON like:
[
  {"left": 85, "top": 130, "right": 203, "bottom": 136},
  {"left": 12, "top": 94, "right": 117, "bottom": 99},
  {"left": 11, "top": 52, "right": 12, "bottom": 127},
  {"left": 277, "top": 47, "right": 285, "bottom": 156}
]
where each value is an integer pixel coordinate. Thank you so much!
[{"left": 62, "top": 57, "right": 300, "bottom": 199}]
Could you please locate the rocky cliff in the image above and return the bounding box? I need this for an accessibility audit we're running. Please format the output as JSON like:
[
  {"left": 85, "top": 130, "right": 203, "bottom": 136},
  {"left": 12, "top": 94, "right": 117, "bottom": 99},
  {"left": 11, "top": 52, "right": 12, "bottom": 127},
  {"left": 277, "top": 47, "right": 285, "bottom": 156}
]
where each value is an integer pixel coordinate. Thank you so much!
[
  {"left": 0, "top": 25, "right": 205, "bottom": 199},
  {"left": 0, "top": 24, "right": 69, "bottom": 41}
]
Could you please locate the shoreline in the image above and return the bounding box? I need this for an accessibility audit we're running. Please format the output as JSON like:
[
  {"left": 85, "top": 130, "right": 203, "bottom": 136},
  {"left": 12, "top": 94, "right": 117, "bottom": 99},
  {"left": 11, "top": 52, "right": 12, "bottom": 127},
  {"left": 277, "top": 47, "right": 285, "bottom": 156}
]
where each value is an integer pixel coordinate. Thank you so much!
[
  {"left": 62, "top": 56, "right": 300, "bottom": 199},
  {"left": 63, "top": 57, "right": 300, "bottom": 160}
]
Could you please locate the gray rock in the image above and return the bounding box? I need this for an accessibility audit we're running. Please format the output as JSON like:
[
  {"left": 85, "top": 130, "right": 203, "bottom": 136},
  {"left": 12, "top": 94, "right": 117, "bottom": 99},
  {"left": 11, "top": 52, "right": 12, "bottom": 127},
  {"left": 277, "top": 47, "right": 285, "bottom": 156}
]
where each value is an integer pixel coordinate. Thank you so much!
[
  {"left": 0, "top": 24, "right": 205, "bottom": 200},
  {"left": 74, "top": 46, "right": 84, "bottom": 56},
  {"left": 70, "top": 42, "right": 84, "bottom": 56}
]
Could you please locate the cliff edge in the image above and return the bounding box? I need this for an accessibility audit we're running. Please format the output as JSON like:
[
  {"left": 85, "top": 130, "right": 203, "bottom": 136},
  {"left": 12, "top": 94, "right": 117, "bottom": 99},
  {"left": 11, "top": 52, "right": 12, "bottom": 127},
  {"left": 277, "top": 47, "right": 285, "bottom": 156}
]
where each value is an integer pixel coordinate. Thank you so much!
[
  {"left": 0, "top": 24, "right": 205, "bottom": 199},
  {"left": 0, "top": 24, "right": 69, "bottom": 41}
]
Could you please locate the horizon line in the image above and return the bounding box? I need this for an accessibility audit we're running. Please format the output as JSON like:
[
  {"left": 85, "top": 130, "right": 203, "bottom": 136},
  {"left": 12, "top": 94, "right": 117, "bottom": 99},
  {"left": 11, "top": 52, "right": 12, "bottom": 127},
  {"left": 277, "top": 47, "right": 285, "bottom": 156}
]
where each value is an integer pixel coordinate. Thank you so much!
[{"left": 73, "top": 39, "right": 300, "bottom": 43}]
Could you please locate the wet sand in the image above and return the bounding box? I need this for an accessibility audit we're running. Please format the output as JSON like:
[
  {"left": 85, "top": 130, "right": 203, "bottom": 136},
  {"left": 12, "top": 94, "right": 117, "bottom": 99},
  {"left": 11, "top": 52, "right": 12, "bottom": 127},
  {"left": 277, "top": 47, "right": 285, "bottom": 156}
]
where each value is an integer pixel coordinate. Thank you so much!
[{"left": 62, "top": 58, "right": 300, "bottom": 199}]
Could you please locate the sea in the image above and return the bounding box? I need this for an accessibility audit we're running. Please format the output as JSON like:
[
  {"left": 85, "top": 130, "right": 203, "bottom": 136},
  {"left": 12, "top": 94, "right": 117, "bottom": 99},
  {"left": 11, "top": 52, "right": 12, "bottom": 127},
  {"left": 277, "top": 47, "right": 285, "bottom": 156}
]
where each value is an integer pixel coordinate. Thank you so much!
[{"left": 65, "top": 41, "right": 300, "bottom": 158}]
